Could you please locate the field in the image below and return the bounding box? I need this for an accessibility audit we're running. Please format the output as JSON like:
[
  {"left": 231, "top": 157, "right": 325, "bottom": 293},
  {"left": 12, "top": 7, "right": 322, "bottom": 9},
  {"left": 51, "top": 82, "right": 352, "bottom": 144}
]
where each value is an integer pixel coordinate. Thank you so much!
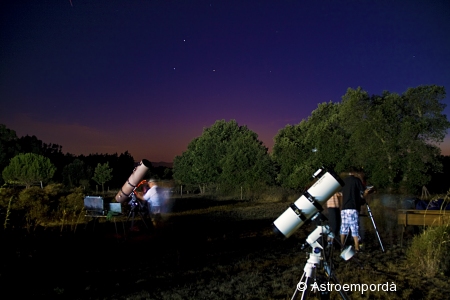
[{"left": 1, "top": 194, "right": 449, "bottom": 299}]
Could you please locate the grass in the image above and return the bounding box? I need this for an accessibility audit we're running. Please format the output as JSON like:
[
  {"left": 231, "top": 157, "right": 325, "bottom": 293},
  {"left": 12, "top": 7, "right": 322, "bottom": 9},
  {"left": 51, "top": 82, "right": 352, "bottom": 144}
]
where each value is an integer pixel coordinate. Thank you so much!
[
  {"left": 404, "top": 190, "right": 450, "bottom": 277},
  {"left": 405, "top": 219, "right": 450, "bottom": 277}
]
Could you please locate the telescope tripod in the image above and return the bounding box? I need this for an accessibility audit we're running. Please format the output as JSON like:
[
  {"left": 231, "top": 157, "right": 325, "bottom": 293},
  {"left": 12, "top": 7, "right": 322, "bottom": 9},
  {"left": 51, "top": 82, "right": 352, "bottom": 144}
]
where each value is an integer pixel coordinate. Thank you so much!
[
  {"left": 291, "top": 225, "right": 351, "bottom": 300},
  {"left": 365, "top": 203, "right": 385, "bottom": 252},
  {"left": 341, "top": 203, "right": 385, "bottom": 253},
  {"left": 126, "top": 193, "right": 149, "bottom": 230}
]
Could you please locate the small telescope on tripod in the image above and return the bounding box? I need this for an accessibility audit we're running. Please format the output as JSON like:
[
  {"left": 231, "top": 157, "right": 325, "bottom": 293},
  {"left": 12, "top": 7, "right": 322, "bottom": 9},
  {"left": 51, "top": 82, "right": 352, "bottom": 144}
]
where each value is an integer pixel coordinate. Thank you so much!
[
  {"left": 115, "top": 159, "right": 152, "bottom": 231},
  {"left": 273, "top": 167, "right": 356, "bottom": 300}
]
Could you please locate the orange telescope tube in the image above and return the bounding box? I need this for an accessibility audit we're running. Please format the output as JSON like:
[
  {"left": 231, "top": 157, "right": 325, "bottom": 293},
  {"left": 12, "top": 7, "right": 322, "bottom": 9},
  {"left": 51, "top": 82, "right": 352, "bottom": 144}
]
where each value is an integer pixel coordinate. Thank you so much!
[{"left": 115, "top": 159, "right": 152, "bottom": 203}]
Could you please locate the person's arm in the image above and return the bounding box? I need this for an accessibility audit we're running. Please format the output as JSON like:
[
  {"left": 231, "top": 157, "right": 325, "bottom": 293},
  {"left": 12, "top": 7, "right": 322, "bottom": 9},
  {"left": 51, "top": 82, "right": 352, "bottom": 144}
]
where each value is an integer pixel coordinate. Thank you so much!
[
  {"left": 363, "top": 189, "right": 370, "bottom": 198},
  {"left": 135, "top": 191, "right": 145, "bottom": 201},
  {"left": 357, "top": 180, "right": 368, "bottom": 204}
]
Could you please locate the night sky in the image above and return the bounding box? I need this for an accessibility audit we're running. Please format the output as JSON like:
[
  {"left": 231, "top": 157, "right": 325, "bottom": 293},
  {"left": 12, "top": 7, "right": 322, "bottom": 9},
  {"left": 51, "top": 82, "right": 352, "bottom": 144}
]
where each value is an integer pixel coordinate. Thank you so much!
[{"left": 1, "top": 0, "right": 449, "bottom": 162}]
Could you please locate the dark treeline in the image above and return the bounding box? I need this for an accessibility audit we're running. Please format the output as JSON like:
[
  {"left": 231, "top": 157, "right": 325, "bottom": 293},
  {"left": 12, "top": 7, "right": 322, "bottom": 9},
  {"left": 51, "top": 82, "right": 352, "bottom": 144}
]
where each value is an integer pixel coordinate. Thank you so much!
[{"left": 0, "top": 124, "right": 172, "bottom": 189}]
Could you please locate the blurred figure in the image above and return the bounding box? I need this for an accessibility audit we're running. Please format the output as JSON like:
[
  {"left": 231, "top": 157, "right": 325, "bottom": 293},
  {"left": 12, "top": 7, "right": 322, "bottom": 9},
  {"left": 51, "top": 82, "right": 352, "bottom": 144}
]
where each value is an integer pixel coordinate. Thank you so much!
[{"left": 136, "top": 178, "right": 162, "bottom": 226}]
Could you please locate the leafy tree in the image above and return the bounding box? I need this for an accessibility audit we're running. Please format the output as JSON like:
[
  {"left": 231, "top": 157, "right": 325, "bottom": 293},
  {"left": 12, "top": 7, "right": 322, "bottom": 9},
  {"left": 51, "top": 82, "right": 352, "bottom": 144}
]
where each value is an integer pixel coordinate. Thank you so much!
[
  {"left": 2, "top": 153, "right": 56, "bottom": 188},
  {"left": 339, "top": 85, "right": 449, "bottom": 192},
  {"left": 112, "top": 151, "right": 136, "bottom": 187},
  {"left": 173, "top": 120, "right": 275, "bottom": 194},
  {"left": 273, "top": 85, "right": 449, "bottom": 193},
  {"left": 163, "top": 167, "right": 173, "bottom": 180},
  {"left": 81, "top": 151, "right": 135, "bottom": 188},
  {"left": 16, "top": 135, "right": 45, "bottom": 155},
  {"left": 272, "top": 102, "right": 348, "bottom": 189},
  {"left": 13, "top": 134, "right": 68, "bottom": 182},
  {"left": 173, "top": 144, "right": 199, "bottom": 189},
  {"left": 219, "top": 125, "right": 275, "bottom": 190},
  {"left": 62, "top": 159, "right": 92, "bottom": 188},
  {"left": 92, "top": 162, "right": 113, "bottom": 194},
  {"left": 0, "top": 124, "right": 20, "bottom": 185}
]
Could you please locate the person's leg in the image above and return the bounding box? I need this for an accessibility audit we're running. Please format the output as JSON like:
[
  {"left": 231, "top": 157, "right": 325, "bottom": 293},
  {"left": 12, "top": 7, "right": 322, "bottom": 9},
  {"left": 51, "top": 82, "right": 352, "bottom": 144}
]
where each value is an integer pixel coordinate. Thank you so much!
[
  {"left": 337, "top": 210, "right": 342, "bottom": 237},
  {"left": 340, "top": 210, "right": 350, "bottom": 247},
  {"left": 353, "top": 236, "right": 360, "bottom": 251},
  {"left": 349, "top": 210, "right": 360, "bottom": 251},
  {"left": 340, "top": 234, "right": 346, "bottom": 246},
  {"left": 328, "top": 208, "right": 338, "bottom": 237},
  {"left": 151, "top": 206, "right": 161, "bottom": 227}
]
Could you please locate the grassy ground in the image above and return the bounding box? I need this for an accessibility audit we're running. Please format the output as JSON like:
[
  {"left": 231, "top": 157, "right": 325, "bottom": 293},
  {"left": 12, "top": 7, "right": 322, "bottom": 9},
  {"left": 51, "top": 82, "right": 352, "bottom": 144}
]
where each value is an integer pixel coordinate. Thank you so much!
[{"left": 1, "top": 194, "right": 449, "bottom": 299}]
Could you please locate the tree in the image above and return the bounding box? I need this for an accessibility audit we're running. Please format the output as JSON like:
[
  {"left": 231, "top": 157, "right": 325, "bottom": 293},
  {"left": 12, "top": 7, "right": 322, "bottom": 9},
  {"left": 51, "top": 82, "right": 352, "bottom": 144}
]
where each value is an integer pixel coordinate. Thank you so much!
[
  {"left": 272, "top": 102, "right": 348, "bottom": 190},
  {"left": 2, "top": 153, "right": 56, "bottom": 188},
  {"left": 80, "top": 152, "right": 135, "bottom": 188},
  {"left": 62, "top": 159, "right": 92, "bottom": 188},
  {"left": 219, "top": 124, "right": 275, "bottom": 190},
  {"left": 0, "top": 124, "right": 20, "bottom": 185},
  {"left": 92, "top": 162, "right": 113, "bottom": 194},
  {"left": 272, "top": 85, "right": 450, "bottom": 193},
  {"left": 173, "top": 120, "right": 275, "bottom": 194},
  {"left": 339, "top": 85, "right": 449, "bottom": 192}
]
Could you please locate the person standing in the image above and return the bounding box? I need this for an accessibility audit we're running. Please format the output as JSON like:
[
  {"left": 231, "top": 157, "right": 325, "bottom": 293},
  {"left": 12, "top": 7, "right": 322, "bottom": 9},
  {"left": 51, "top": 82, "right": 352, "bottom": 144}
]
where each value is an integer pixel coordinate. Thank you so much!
[
  {"left": 339, "top": 172, "right": 369, "bottom": 252},
  {"left": 326, "top": 191, "right": 342, "bottom": 242}
]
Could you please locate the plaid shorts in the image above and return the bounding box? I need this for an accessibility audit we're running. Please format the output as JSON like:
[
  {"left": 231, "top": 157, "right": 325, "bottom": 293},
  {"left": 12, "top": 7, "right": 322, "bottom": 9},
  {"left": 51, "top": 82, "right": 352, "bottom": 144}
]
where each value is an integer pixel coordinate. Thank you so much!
[{"left": 340, "top": 209, "right": 359, "bottom": 237}]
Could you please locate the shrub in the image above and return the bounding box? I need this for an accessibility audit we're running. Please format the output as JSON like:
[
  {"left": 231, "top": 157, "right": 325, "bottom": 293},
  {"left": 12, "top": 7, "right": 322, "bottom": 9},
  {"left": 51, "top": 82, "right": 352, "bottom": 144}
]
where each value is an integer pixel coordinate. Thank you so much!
[
  {"left": 57, "top": 187, "right": 85, "bottom": 232},
  {"left": 406, "top": 223, "right": 450, "bottom": 277},
  {"left": 44, "top": 183, "right": 65, "bottom": 198},
  {"left": 0, "top": 188, "right": 19, "bottom": 208},
  {"left": 17, "top": 186, "right": 50, "bottom": 232}
]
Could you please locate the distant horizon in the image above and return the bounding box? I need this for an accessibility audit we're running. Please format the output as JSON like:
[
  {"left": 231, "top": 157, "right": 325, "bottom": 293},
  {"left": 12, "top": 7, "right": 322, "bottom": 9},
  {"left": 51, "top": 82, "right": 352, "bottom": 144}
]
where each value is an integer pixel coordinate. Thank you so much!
[{"left": 5, "top": 122, "right": 450, "bottom": 165}]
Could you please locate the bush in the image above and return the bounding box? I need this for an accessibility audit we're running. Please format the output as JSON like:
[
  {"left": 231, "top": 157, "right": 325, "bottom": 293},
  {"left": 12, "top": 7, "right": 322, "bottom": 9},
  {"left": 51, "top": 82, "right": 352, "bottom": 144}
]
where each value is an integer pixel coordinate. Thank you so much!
[
  {"left": 0, "top": 188, "right": 19, "bottom": 208},
  {"left": 44, "top": 183, "right": 65, "bottom": 198},
  {"left": 0, "top": 185, "right": 87, "bottom": 232},
  {"left": 17, "top": 187, "right": 50, "bottom": 232},
  {"left": 406, "top": 223, "right": 450, "bottom": 277},
  {"left": 57, "top": 187, "right": 85, "bottom": 232}
]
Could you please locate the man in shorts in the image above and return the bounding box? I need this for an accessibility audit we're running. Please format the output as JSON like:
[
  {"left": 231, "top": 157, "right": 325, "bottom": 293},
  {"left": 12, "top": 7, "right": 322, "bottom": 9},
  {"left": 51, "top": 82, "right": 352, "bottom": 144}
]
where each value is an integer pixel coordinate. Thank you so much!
[{"left": 340, "top": 172, "right": 368, "bottom": 252}]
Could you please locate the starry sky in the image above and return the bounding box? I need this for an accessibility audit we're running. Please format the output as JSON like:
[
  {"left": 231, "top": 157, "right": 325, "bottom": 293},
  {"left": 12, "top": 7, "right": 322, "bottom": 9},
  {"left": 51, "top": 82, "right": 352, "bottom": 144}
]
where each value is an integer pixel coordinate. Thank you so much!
[{"left": 1, "top": 0, "right": 449, "bottom": 163}]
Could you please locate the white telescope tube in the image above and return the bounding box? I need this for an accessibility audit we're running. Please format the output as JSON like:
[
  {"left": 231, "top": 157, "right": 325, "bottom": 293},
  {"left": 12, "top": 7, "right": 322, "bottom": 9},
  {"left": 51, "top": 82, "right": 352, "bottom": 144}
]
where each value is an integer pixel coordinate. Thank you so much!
[{"left": 273, "top": 168, "right": 344, "bottom": 238}]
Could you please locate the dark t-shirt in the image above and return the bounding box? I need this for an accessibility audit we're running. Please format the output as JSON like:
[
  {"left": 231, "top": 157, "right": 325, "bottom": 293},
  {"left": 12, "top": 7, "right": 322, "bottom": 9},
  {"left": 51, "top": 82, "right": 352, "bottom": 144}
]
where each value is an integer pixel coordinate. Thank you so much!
[{"left": 341, "top": 175, "right": 365, "bottom": 211}]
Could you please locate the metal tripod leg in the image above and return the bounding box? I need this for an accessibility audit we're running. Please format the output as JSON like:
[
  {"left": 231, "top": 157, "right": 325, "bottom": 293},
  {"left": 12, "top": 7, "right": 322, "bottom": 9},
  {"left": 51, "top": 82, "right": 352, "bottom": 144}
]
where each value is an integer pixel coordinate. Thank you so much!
[
  {"left": 291, "top": 271, "right": 312, "bottom": 300},
  {"left": 291, "top": 248, "right": 322, "bottom": 300},
  {"left": 323, "top": 261, "right": 350, "bottom": 300},
  {"left": 126, "top": 206, "right": 149, "bottom": 230},
  {"left": 291, "top": 240, "right": 352, "bottom": 300},
  {"left": 366, "top": 203, "right": 385, "bottom": 252}
]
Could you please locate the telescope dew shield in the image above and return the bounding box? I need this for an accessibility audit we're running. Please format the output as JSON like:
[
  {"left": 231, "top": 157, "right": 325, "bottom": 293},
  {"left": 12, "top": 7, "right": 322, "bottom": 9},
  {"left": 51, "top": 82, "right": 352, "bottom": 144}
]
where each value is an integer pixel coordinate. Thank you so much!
[
  {"left": 115, "top": 159, "right": 152, "bottom": 203},
  {"left": 273, "top": 168, "right": 344, "bottom": 238}
]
